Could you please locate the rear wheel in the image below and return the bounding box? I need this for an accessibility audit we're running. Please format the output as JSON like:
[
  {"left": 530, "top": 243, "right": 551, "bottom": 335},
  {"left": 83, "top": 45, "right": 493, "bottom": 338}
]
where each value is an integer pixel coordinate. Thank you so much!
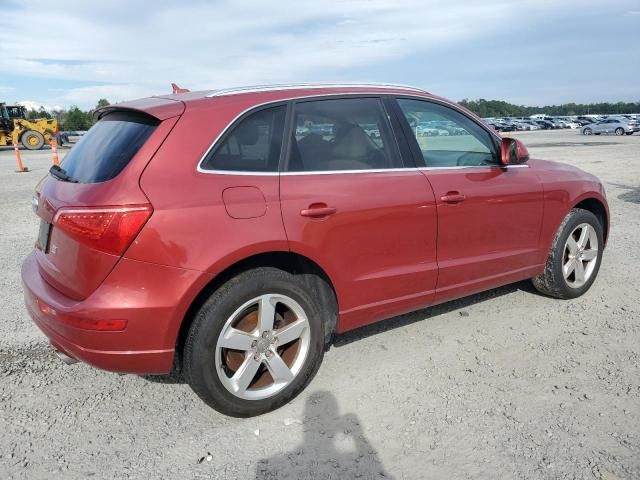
[
  {"left": 532, "top": 209, "right": 604, "bottom": 299},
  {"left": 184, "top": 267, "right": 325, "bottom": 417},
  {"left": 615, "top": 127, "right": 624, "bottom": 136},
  {"left": 21, "top": 130, "right": 45, "bottom": 150},
  {"left": 625, "top": 132, "right": 633, "bottom": 136}
]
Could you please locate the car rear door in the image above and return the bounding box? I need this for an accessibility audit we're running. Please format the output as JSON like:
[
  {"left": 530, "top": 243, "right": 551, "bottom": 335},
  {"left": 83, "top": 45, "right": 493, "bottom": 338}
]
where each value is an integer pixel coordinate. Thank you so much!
[
  {"left": 392, "top": 97, "right": 544, "bottom": 303},
  {"left": 279, "top": 96, "right": 438, "bottom": 331}
]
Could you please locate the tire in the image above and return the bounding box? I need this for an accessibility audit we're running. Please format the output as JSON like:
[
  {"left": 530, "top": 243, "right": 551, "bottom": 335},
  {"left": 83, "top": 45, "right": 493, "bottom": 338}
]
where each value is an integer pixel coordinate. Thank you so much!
[
  {"left": 625, "top": 132, "right": 633, "bottom": 136},
  {"left": 532, "top": 208, "right": 604, "bottom": 299},
  {"left": 583, "top": 128, "right": 592, "bottom": 135},
  {"left": 21, "top": 130, "right": 45, "bottom": 150},
  {"left": 183, "top": 267, "right": 325, "bottom": 417},
  {"left": 615, "top": 127, "right": 624, "bottom": 136}
]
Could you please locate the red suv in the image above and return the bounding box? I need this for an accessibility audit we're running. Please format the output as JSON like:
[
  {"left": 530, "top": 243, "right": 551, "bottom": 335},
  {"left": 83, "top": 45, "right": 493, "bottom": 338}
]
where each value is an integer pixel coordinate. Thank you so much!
[{"left": 22, "top": 84, "right": 609, "bottom": 416}]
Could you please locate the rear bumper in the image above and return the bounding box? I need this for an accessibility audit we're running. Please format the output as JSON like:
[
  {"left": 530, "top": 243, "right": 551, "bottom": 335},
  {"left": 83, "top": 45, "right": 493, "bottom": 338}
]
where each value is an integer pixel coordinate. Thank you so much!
[{"left": 21, "top": 252, "right": 210, "bottom": 374}]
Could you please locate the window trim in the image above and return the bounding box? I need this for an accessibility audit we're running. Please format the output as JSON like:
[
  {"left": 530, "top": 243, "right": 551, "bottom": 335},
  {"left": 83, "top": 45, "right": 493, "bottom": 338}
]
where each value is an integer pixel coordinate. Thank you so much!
[
  {"left": 195, "top": 92, "right": 504, "bottom": 175},
  {"left": 390, "top": 96, "right": 502, "bottom": 169}
]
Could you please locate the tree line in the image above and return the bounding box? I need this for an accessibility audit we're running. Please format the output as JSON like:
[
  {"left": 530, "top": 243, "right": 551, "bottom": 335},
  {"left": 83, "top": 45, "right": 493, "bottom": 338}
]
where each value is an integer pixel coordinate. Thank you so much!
[
  {"left": 21, "top": 97, "right": 640, "bottom": 130},
  {"left": 458, "top": 99, "right": 640, "bottom": 118},
  {"left": 24, "top": 98, "right": 111, "bottom": 131}
]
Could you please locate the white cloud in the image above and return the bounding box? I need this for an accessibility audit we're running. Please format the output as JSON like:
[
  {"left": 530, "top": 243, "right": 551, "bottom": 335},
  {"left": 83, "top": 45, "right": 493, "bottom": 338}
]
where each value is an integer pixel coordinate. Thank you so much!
[
  {"left": 0, "top": 0, "right": 627, "bottom": 108},
  {"left": 15, "top": 100, "right": 64, "bottom": 111}
]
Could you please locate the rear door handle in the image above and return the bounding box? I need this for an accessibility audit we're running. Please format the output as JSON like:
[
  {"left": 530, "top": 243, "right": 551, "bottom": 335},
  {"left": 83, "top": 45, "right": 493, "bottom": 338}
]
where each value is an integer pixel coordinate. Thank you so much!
[
  {"left": 300, "top": 204, "right": 337, "bottom": 218},
  {"left": 440, "top": 192, "right": 466, "bottom": 204}
]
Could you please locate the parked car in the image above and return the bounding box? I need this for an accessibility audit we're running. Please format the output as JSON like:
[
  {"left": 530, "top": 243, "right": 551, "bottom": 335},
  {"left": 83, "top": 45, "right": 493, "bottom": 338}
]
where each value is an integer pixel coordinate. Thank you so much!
[
  {"left": 515, "top": 120, "right": 539, "bottom": 131},
  {"left": 609, "top": 116, "right": 640, "bottom": 133},
  {"left": 22, "top": 83, "right": 609, "bottom": 417},
  {"left": 581, "top": 119, "right": 635, "bottom": 135},
  {"left": 534, "top": 120, "right": 554, "bottom": 130},
  {"left": 64, "top": 130, "right": 87, "bottom": 143}
]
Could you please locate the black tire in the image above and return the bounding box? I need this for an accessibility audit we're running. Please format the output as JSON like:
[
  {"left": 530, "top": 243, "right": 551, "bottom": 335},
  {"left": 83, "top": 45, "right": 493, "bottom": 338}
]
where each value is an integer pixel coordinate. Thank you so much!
[
  {"left": 625, "top": 132, "right": 633, "bottom": 136},
  {"left": 21, "top": 130, "right": 45, "bottom": 150},
  {"left": 614, "top": 127, "right": 624, "bottom": 136},
  {"left": 532, "top": 208, "right": 604, "bottom": 299},
  {"left": 183, "top": 267, "right": 325, "bottom": 417},
  {"left": 583, "top": 128, "right": 592, "bottom": 135}
]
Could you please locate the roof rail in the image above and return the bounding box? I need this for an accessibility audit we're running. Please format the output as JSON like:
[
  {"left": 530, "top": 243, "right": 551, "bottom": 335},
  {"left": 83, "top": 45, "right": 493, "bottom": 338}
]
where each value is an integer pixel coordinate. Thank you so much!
[{"left": 207, "top": 82, "right": 428, "bottom": 97}]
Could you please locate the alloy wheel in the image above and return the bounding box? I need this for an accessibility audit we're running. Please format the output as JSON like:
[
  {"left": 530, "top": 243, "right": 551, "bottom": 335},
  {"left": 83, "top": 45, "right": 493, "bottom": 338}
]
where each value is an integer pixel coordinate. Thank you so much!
[
  {"left": 215, "top": 294, "right": 310, "bottom": 400},
  {"left": 562, "top": 223, "right": 599, "bottom": 288}
]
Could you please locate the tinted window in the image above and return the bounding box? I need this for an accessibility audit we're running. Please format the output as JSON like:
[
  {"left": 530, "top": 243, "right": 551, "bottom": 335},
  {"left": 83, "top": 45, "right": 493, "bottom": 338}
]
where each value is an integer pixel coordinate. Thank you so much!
[
  {"left": 61, "top": 111, "right": 158, "bottom": 183},
  {"left": 288, "top": 98, "right": 401, "bottom": 172},
  {"left": 397, "top": 99, "right": 497, "bottom": 167},
  {"left": 202, "top": 105, "right": 285, "bottom": 172}
]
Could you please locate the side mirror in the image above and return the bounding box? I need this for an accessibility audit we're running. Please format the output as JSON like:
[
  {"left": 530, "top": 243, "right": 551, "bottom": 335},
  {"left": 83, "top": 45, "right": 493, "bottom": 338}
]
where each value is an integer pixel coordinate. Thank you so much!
[{"left": 500, "top": 137, "right": 529, "bottom": 166}]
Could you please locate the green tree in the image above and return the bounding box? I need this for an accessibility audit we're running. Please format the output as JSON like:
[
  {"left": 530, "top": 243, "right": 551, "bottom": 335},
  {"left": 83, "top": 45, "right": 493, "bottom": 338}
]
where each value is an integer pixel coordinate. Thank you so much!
[
  {"left": 95, "top": 98, "right": 110, "bottom": 109},
  {"left": 63, "top": 106, "right": 92, "bottom": 131}
]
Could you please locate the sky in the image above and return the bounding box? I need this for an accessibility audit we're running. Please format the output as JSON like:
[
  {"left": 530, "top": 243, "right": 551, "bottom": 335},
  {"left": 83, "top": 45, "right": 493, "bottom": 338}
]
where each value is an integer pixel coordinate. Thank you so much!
[{"left": 0, "top": 0, "right": 638, "bottom": 111}]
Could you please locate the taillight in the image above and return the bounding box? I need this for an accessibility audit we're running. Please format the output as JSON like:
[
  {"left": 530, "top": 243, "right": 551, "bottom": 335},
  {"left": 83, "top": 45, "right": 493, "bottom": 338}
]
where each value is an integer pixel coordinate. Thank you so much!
[{"left": 53, "top": 205, "right": 152, "bottom": 256}]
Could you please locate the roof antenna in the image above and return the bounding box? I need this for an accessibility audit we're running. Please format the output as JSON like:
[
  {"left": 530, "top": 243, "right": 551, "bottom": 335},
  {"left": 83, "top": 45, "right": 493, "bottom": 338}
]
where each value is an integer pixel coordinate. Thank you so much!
[{"left": 171, "top": 83, "right": 190, "bottom": 94}]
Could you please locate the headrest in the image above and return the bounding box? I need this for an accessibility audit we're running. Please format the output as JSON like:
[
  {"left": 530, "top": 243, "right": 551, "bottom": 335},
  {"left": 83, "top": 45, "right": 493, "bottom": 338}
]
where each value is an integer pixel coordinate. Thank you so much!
[{"left": 331, "top": 125, "right": 373, "bottom": 159}]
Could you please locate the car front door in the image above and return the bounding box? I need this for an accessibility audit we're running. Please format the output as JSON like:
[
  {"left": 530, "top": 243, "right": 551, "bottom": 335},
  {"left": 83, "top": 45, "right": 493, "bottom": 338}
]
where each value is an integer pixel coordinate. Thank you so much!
[
  {"left": 393, "top": 97, "right": 544, "bottom": 303},
  {"left": 279, "top": 96, "right": 438, "bottom": 331}
]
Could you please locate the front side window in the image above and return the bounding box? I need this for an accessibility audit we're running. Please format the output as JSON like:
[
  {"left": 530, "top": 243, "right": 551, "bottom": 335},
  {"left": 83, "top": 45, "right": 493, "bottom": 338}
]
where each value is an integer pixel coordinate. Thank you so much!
[
  {"left": 287, "top": 98, "right": 402, "bottom": 172},
  {"left": 397, "top": 99, "right": 497, "bottom": 168},
  {"left": 202, "top": 105, "right": 286, "bottom": 172}
]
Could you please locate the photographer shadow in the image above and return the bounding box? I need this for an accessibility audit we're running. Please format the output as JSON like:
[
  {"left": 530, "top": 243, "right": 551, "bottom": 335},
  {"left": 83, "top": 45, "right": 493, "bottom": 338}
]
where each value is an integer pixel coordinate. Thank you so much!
[{"left": 256, "top": 390, "right": 392, "bottom": 479}]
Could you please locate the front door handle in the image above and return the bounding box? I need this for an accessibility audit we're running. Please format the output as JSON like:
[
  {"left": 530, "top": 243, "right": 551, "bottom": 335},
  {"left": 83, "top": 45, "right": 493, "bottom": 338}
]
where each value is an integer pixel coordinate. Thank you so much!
[
  {"left": 300, "top": 203, "right": 337, "bottom": 218},
  {"left": 440, "top": 192, "right": 466, "bottom": 204}
]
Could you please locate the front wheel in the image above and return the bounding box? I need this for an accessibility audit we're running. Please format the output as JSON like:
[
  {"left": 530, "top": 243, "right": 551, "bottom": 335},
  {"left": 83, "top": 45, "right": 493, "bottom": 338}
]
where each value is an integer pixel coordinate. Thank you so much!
[
  {"left": 183, "top": 267, "right": 325, "bottom": 417},
  {"left": 583, "top": 128, "right": 592, "bottom": 135},
  {"left": 532, "top": 208, "right": 604, "bottom": 299},
  {"left": 21, "top": 130, "right": 45, "bottom": 150},
  {"left": 615, "top": 127, "right": 624, "bottom": 136}
]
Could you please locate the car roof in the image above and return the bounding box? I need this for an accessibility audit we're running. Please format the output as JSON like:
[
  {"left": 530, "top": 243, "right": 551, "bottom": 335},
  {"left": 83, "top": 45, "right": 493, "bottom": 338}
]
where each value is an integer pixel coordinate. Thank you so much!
[
  {"left": 97, "top": 83, "right": 488, "bottom": 125},
  {"left": 159, "top": 82, "right": 429, "bottom": 100}
]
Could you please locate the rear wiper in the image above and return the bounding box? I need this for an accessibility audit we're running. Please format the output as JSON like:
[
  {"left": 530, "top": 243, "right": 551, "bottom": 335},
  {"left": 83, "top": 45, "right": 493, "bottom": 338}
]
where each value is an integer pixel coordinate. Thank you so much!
[{"left": 49, "top": 165, "right": 79, "bottom": 183}]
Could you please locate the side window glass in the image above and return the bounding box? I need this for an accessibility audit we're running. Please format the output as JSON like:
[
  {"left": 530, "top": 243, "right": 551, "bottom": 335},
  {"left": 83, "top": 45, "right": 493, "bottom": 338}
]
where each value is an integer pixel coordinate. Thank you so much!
[
  {"left": 397, "top": 99, "right": 497, "bottom": 167},
  {"left": 201, "top": 105, "right": 285, "bottom": 172},
  {"left": 288, "top": 98, "right": 402, "bottom": 172}
]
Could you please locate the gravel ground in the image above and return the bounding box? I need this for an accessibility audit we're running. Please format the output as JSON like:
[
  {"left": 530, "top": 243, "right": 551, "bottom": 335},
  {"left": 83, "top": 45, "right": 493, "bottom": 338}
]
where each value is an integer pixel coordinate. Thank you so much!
[{"left": 0, "top": 130, "right": 639, "bottom": 479}]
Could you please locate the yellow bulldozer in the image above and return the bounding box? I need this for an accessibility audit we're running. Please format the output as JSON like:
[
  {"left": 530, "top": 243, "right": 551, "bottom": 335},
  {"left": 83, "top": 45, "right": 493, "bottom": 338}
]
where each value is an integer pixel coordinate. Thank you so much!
[{"left": 0, "top": 103, "right": 58, "bottom": 150}]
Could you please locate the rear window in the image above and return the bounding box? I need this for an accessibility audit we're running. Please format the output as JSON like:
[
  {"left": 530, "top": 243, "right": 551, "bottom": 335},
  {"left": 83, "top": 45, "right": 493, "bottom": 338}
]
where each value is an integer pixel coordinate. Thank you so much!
[{"left": 60, "top": 111, "right": 158, "bottom": 183}]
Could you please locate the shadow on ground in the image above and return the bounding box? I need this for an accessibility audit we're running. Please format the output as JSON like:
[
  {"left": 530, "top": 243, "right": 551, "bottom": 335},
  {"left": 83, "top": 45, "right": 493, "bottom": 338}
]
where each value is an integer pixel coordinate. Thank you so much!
[
  {"left": 142, "top": 280, "right": 535, "bottom": 384},
  {"left": 334, "top": 280, "right": 535, "bottom": 347},
  {"left": 608, "top": 183, "right": 640, "bottom": 204},
  {"left": 255, "top": 390, "right": 392, "bottom": 479}
]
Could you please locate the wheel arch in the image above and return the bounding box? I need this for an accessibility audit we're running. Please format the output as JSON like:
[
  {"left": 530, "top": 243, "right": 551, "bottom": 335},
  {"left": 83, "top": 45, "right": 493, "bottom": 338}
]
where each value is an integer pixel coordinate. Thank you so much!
[
  {"left": 175, "top": 251, "right": 339, "bottom": 370},
  {"left": 573, "top": 196, "right": 609, "bottom": 244}
]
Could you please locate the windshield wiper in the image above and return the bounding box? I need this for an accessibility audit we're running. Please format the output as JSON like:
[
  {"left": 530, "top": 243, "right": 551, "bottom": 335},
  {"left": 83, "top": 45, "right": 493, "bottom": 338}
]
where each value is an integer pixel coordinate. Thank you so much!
[{"left": 49, "top": 165, "right": 79, "bottom": 183}]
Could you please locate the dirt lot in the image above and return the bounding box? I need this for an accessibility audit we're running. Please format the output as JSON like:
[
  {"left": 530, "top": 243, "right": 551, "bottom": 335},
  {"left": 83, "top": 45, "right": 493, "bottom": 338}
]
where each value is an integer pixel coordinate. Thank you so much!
[{"left": 1, "top": 130, "right": 639, "bottom": 479}]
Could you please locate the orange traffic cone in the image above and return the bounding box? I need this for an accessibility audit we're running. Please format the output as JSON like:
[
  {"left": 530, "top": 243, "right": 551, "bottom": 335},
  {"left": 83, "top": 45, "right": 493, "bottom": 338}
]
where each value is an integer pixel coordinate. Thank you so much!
[
  {"left": 13, "top": 141, "right": 29, "bottom": 173},
  {"left": 50, "top": 138, "right": 60, "bottom": 166}
]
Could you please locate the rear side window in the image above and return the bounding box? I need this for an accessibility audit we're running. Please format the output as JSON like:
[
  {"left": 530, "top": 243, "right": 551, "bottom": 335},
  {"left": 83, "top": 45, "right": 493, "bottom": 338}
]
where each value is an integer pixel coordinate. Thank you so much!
[
  {"left": 61, "top": 111, "right": 158, "bottom": 183},
  {"left": 201, "top": 105, "right": 286, "bottom": 172},
  {"left": 288, "top": 98, "right": 401, "bottom": 172}
]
